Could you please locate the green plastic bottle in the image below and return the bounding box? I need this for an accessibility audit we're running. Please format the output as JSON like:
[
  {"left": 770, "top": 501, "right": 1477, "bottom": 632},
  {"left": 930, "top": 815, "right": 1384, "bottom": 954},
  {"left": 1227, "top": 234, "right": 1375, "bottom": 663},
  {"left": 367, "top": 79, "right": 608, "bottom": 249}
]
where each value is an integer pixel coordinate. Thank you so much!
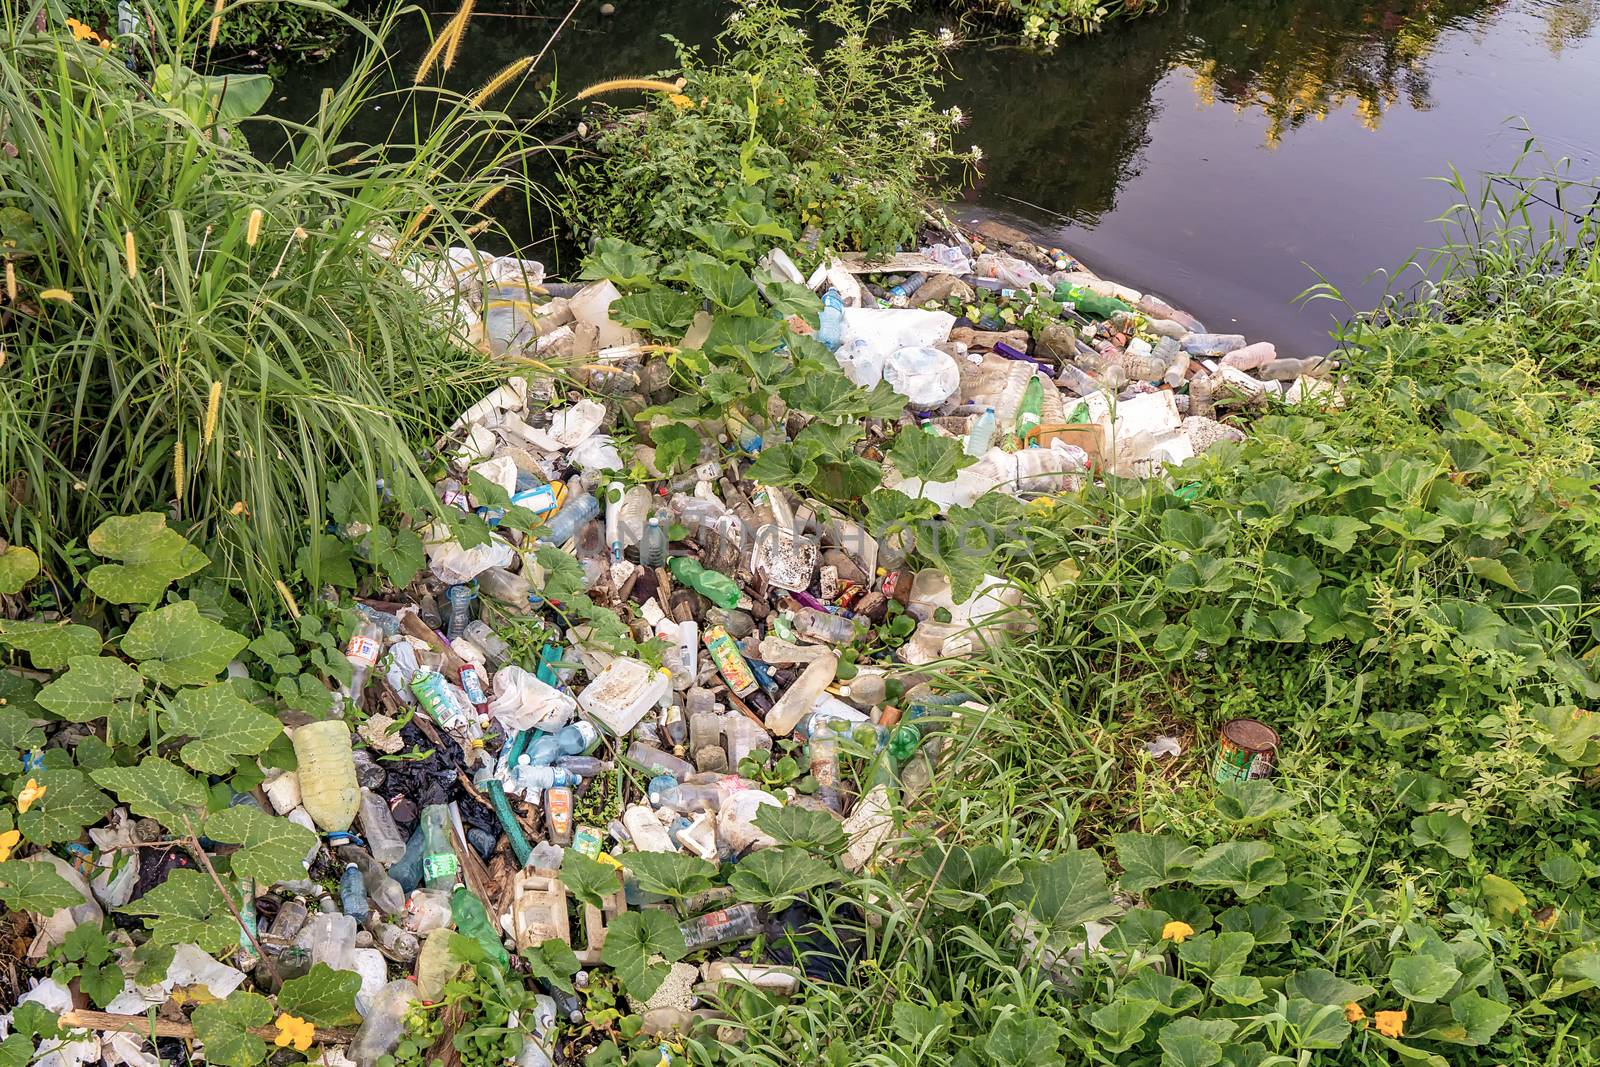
[
  {"left": 1015, "top": 374, "right": 1044, "bottom": 442},
  {"left": 450, "top": 886, "right": 509, "bottom": 970},
  {"left": 667, "top": 555, "right": 740, "bottom": 610}
]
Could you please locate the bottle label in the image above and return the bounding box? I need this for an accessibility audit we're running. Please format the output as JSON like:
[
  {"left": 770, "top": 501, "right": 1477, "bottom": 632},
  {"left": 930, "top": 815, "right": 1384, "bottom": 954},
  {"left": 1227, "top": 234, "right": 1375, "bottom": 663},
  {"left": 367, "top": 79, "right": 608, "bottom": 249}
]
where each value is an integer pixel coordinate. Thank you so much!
[
  {"left": 345, "top": 634, "right": 381, "bottom": 668},
  {"left": 704, "top": 628, "right": 757, "bottom": 696},
  {"left": 422, "top": 853, "right": 459, "bottom": 883}
]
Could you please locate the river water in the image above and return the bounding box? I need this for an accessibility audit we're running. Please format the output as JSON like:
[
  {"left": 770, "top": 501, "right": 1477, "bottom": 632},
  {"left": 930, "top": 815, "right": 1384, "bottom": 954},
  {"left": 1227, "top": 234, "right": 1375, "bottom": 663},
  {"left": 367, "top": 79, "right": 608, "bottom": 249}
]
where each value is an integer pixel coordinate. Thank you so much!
[{"left": 275, "top": 0, "right": 1600, "bottom": 354}]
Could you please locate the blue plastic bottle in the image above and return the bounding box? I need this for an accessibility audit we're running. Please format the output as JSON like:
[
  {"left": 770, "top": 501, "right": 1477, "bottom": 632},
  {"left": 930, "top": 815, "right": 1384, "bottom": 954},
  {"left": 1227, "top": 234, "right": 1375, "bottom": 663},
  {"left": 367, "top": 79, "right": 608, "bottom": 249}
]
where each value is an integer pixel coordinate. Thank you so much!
[
  {"left": 817, "top": 289, "right": 845, "bottom": 351},
  {"left": 539, "top": 491, "right": 600, "bottom": 546},
  {"left": 339, "top": 863, "right": 370, "bottom": 924}
]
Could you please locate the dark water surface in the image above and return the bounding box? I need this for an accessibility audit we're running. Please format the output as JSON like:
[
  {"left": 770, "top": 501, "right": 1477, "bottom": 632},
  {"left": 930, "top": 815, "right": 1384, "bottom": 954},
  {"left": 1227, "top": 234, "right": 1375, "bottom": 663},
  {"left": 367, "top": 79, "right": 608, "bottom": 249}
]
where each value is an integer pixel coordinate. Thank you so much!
[{"left": 275, "top": 0, "right": 1600, "bottom": 355}]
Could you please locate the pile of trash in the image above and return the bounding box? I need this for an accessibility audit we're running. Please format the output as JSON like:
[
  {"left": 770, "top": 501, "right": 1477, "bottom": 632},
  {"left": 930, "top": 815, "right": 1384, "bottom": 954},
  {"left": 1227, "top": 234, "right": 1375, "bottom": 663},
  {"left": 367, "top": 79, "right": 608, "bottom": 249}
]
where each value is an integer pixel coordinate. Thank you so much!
[{"left": 2, "top": 214, "right": 1317, "bottom": 1067}]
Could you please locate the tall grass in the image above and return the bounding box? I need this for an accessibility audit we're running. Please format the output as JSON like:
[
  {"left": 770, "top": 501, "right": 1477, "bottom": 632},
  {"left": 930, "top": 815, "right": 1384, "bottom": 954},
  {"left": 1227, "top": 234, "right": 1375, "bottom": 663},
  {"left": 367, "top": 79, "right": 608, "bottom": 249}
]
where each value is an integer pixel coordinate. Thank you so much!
[{"left": 0, "top": 0, "right": 551, "bottom": 608}]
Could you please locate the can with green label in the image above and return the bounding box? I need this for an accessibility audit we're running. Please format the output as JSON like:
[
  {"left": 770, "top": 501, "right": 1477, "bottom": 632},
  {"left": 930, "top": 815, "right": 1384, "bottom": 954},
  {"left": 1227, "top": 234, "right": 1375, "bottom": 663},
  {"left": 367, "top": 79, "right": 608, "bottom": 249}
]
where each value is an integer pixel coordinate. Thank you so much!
[{"left": 1213, "top": 718, "right": 1279, "bottom": 782}]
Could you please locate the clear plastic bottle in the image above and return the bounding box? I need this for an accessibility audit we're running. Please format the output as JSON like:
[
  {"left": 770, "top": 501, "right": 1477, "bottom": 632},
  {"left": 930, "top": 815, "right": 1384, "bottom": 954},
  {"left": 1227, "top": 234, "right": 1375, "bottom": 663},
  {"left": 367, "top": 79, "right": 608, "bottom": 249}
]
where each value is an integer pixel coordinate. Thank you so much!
[
  {"left": 627, "top": 741, "right": 695, "bottom": 780},
  {"left": 512, "top": 758, "right": 580, "bottom": 795},
  {"left": 445, "top": 584, "right": 475, "bottom": 639},
  {"left": 678, "top": 902, "right": 763, "bottom": 952},
  {"left": 840, "top": 672, "right": 887, "bottom": 709},
  {"left": 817, "top": 288, "right": 845, "bottom": 350},
  {"left": 303, "top": 912, "right": 358, "bottom": 972},
  {"left": 993, "top": 360, "right": 1035, "bottom": 433},
  {"left": 616, "top": 484, "right": 654, "bottom": 557},
  {"left": 765, "top": 653, "right": 839, "bottom": 735},
  {"left": 420, "top": 804, "right": 459, "bottom": 891},
  {"left": 477, "top": 567, "right": 532, "bottom": 609},
  {"left": 365, "top": 920, "right": 421, "bottom": 964},
  {"left": 389, "top": 825, "right": 426, "bottom": 892},
  {"left": 292, "top": 721, "right": 360, "bottom": 832},
  {"left": 656, "top": 782, "right": 723, "bottom": 813},
  {"left": 340, "top": 863, "right": 371, "bottom": 924},
  {"left": 791, "top": 607, "right": 864, "bottom": 646},
  {"left": 639, "top": 515, "right": 668, "bottom": 567},
  {"left": 462, "top": 620, "right": 511, "bottom": 669},
  {"left": 340, "top": 845, "right": 406, "bottom": 916},
  {"left": 343, "top": 617, "right": 383, "bottom": 702},
  {"left": 965, "top": 407, "right": 997, "bottom": 456},
  {"left": 540, "top": 490, "right": 600, "bottom": 547}
]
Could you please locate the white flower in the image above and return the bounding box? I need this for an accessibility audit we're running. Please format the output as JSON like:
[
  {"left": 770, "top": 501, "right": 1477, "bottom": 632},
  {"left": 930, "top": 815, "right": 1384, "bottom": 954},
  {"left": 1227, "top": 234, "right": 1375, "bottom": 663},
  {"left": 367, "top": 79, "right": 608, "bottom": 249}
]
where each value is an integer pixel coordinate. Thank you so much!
[
  {"left": 937, "top": 26, "right": 958, "bottom": 49},
  {"left": 944, "top": 105, "right": 966, "bottom": 127},
  {"left": 969, "top": 145, "right": 984, "bottom": 162},
  {"left": 924, "top": 130, "right": 938, "bottom": 148}
]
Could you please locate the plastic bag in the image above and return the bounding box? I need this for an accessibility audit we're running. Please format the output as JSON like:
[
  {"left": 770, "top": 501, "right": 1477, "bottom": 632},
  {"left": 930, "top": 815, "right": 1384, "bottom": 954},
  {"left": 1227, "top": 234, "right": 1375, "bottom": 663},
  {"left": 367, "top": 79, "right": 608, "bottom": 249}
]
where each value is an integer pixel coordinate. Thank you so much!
[
  {"left": 974, "top": 252, "right": 1048, "bottom": 291},
  {"left": 490, "top": 665, "right": 578, "bottom": 733},
  {"left": 836, "top": 308, "right": 955, "bottom": 387},
  {"left": 422, "top": 522, "right": 516, "bottom": 584},
  {"left": 883, "top": 346, "right": 960, "bottom": 408}
]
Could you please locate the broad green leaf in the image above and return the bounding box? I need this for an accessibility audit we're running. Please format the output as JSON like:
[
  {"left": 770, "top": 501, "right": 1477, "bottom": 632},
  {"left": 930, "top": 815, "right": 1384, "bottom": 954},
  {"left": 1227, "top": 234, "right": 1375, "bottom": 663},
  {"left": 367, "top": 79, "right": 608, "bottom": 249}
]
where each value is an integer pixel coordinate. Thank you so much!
[
  {"left": 1551, "top": 945, "right": 1600, "bottom": 994},
  {"left": 611, "top": 288, "right": 700, "bottom": 335},
  {"left": 122, "top": 600, "right": 248, "bottom": 687},
  {"left": 1240, "top": 606, "right": 1310, "bottom": 643},
  {"left": 191, "top": 989, "right": 271, "bottom": 1067},
  {"left": 864, "top": 489, "right": 939, "bottom": 538},
  {"left": 1392, "top": 770, "right": 1448, "bottom": 811},
  {"left": 1369, "top": 506, "right": 1451, "bottom": 543},
  {"left": 1160, "top": 510, "right": 1228, "bottom": 552},
  {"left": 1478, "top": 873, "right": 1526, "bottom": 921},
  {"left": 688, "top": 261, "right": 759, "bottom": 313},
  {"left": 861, "top": 380, "right": 919, "bottom": 420},
  {"left": 1262, "top": 552, "right": 1322, "bottom": 601},
  {"left": 92, "top": 756, "right": 207, "bottom": 826},
  {"left": 812, "top": 457, "right": 882, "bottom": 501},
  {"left": 623, "top": 852, "right": 718, "bottom": 899},
  {"left": 365, "top": 527, "right": 425, "bottom": 588},
  {"left": 18, "top": 767, "right": 111, "bottom": 846},
  {"left": 1189, "top": 841, "right": 1287, "bottom": 899},
  {"left": 1003, "top": 850, "right": 1118, "bottom": 941},
  {"left": 1101, "top": 909, "right": 1173, "bottom": 953},
  {"left": 728, "top": 847, "right": 840, "bottom": 905},
  {"left": 704, "top": 313, "right": 785, "bottom": 360},
  {"left": 1216, "top": 903, "right": 1293, "bottom": 945},
  {"left": 561, "top": 847, "right": 622, "bottom": 909},
  {"left": 888, "top": 428, "right": 975, "bottom": 484},
  {"left": 1211, "top": 975, "right": 1266, "bottom": 1005},
  {"left": 745, "top": 443, "right": 819, "bottom": 488},
  {"left": 1177, "top": 931, "right": 1255, "bottom": 977},
  {"left": 1539, "top": 852, "right": 1583, "bottom": 888},
  {"left": 687, "top": 222, "right": 755, "bottom": 263},
  {"left": 1285, "top": 967, "right": 1376, "bottom": 1006},
  {"left": 1369, "top": 457, "right": 1437, "bottom": 502},
  {"left": 1294, "top": 514, "right": 1370, "bottom": 552},
  {"left": 0, "top": 702, "right": 45, "bottom": 754},
  {"left": 152, "top": 65, "right": 272, "bottom": 125},
  {"left": 522, "top": 938, "right": 582, "bottom": 995},
  {"left": 204, "top": 804, "right": 317, "bottom": 886},
  {"left": 0, "top": 546, "right": 40, "bottom": 594},
  {"left": 0, "top": 860, "right": 86, "bottom": 912},
  {"left": 1284, "top": 997, "right": 1351, "bottom": 1049},
  {"left": 1157, "top": 1016, "right": 1235, "bottom": 1067},
  {"left": 1409, "top": 813, "right": 1472, "bottom": 858},
  {"left": 779, "top": 368, "right": 861, "bottom": 418},
  {"left": 579, "top": 238, "right": 659, "bottom": 289},
  {"left": 295, "top": 533, "right": 358, "bottom": 590},
  {"left": 906, "top": 843, "right": 1024, "bottom": 911},
  {"left": 1389, "top": 954, "right": 1461, "bottom": 1003},
  {"left": 753, "top": 804, "right": 846, "bottom": 854},
  {"left": 1188, "top": 605, "right": 1236, "bottom": 645},
  {"left": 891, "top": 1001, "right": 953, "bottom": 1045},
  {"left": 1370, "top": 711, "right": 1430, "bottom": 743},
  {"left": 650, "top": 423, "right": 701, "bottom": 476},
  {"left": 276, "top": 963, "right": 361, "bottom": 1026},
  {"left": 763, "top": 281, "right": 821, "bottom": 324},
  {"left": 1214, "top": 780, "right": 1295, "bottom": 824},
  {"left": 1418, "top": 991, "right": 1511, "bottom": 1045},
  {"left": 599, "top": 909, "right": 686, "bottom": 1003},
  {"left": 160, "top": 685, "right": 282, "bottom": 775},
  {"left": 1112, "top": 833, "right": 1201, "bottom": 893},
  {"left": 1240, "top": 475, "right": 1322, "bottom": 519},
  {"left": 35, "top": 656, "right": 142, "bottom": 722},
  {"left": 1122, "top": 973, "right": 1204, "bottom": 1016},
  {"left": 983, "top": 1014, "right": 1061, "bottom": 1067},
  {"left": 1164, "top": 555, "right": 1234, "bottom": 594},
  {"left": 84, "top": 513, "right": 208, "bottom": 604},
  {"left": 124, "top": 868, "right": 240, "bottom": 954},
  {"left": 1466, "top": 556, "right": 1523, "bottom": 591},
  {"left": 1089, "top": 998, "right": 1157, "bottom": 1053}
]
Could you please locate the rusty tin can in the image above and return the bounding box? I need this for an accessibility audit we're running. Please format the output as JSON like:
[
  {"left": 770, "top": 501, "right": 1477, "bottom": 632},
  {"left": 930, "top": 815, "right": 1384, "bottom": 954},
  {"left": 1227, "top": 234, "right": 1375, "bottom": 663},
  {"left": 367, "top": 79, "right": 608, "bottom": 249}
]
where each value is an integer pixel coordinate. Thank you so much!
[{"left": 1213, "top": 718, "right": 1279, "bottom": 782}]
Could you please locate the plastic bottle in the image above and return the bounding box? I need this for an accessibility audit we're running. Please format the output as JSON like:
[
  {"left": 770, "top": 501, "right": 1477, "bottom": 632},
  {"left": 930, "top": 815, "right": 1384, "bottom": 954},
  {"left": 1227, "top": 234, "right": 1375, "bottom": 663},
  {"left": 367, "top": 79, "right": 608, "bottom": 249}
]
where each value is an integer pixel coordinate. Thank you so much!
[
  {"left": 765, "top": 653, "right": 839, "bottom": 736},
  {"left": 703, "top": 626, "right": 758, "bottom": 696},
  {"left": 544, "top": 786, "right": 574, "bottom": 846},
  {"left": 512, "top": 758, "right": 580, "bottom": 795},
  {"left": 292, "top": 721, "right": 360, "bottom": 832},
  {"left": 965, "top": 407, "right": 997, "bottom": 456},
  {"left": 809, "top": 718, "right": 842, "bottom": 813},
  {"left": 627, "top": 741, "right": 695, "bottom": 780},
  {"left": 791, "top": 607, "right": 864, "bottom": 646},
  {"left": 445, "top": 584, "right": 474, "bottom": 639},
  {"left": 554, "top": 755, "right": 609, "bottom": 778},
  {"left": 678, "top": 903, "right": 763, "bottom": 952},
  {"left": 655, "top": 782, "right": 723, "bottom": 814},
  {"left": 888, "top": 272, "right": 927, "bottom": 307},
  {"left": 303, "top": 912, "right": 358, "bottom": 972},
  {"left": 420, "top": 804, "right": 459, "bottom": 891},
  {"left": 667, "top": 555, "right": 740, "bottom": 610},
  {"left": 450, "top": 886, "right": 509, "bottom": 969},
  {"left": 840, "top": 672, "right": 888, "bottom": 708},
  {"left": 415, "top": 927, "right": 466, "bottom": 1002},
  {"left": 350, "top": 979, "right": 418, "bottom": 1067},
  {"left": 477, "top": 567, "right": 533, "bottom": 609},
  {"left": 462, "top": 620, "right": 511, "bottom": 669},
  {"left": 993, "top": 360, "right": 1035, "bottom": 433},
  {"left": 1259, "top": 356, "right": 1335, "bottom": 381},
  {"left": 638, "top": 515, "right": 668, "bottom": 567},
  {"left": 367, "top": 919, "right": 421, "bottom": 963},
  {"left": 1015, "top": 374, "right": 1045, "bottom": 441},
  {"left": 340, "top": 863, "right": 371, "bottom": 924},
  {"left": 540, "top": 489, "right": 600, "bottom": 546},
  {"left": 817, "top": 288, "right": 845, "bottom": 350},
  {"left": 389, "top": 825, "right": 426, "bottom": 893},
  {"left": 343, "top": 617, "right": 383, "bottom": 701},
  {"left": 340, "top": 845, "right": 405, "bottom": 916}
]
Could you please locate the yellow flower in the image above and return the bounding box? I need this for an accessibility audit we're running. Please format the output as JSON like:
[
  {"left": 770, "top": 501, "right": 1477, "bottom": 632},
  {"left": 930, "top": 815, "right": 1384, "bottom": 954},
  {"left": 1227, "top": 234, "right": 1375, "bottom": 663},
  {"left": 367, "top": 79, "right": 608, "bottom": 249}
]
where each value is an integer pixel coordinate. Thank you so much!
[
  {"left": 667, "top": 93, "right": 694, "bottom": 110},
  {"left": 17, "top": 778, "right": 46, "bottom": 813},
  {"left": 1344, "top": 1002, "right": 1365, "bottom": 1023},
  {"left": 1161, "top": 920, "right": 1195, "bottom": 944},
  {"left": 0, "top": 829, "right": 20, "bottom": 862},
  {"left": 1374, "top": 1010, "right": 1406, "bottom": 1038},
  {"left": 273, "top": 1014, "right": 314, "bottom": 1052},
  {"left": 65, "top": 17, "right": 98, "bottom": 41},
  {"left": 99, "top": 38, "right": 113, "bottom": 50}
]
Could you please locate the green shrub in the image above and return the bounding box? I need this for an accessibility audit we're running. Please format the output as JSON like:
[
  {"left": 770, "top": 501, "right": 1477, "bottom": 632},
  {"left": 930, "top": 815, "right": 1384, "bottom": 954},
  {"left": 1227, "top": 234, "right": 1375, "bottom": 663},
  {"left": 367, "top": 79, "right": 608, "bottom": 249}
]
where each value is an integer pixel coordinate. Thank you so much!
[
  {"left": 955, "top": 0, "right": 1159, "bottom": 48},
  {"left": 69, "top": 0, "right": 350, "bottom": 61},
  {"left": 562, "top": 0, "right": 974, "bottom": 257}
]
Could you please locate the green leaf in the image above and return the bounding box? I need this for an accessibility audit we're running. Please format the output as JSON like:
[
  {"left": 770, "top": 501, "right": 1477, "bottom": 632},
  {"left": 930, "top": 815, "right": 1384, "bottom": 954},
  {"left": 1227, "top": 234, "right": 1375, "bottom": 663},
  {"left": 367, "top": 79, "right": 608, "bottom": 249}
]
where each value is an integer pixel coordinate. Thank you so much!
[
  {"left": 0, "top": 546, "right": 40, "bottom": 594},
  {"left": 1285, "top": 968, "right": 1376, "bottom": 1007},
  {"left": 611, "top": 289, "right": 700, "bottom": 335},
  {"left": 204, "top": 804, "right": 317, "bottom": 886},
  {"left": 1211, "top": 975, "right": 1266, "bottom": 1006},
  {"left": 1389, "top": 954, "right": 1461, "bottom": 1004},
  {"left": 1283, "top": 997, "right": 1351, "bottom": 1050},
  {"left": 1112, "top": 833, "right": 1201, "bottom": 893},
  {"left": 18, "top": 767, "right": 111, "bottom": 846},
  {"left": 522, "top": 938, "right": 582, "bottom": 995},
  {"left": 79, "top": 960, "right": 126, "bottom": 1008},
  {"left": 191, "top": 989, "right": 272, "bottom": 1067},
  {"left": 779, "top": 368, "right": 861, "bottom": 418},
  {"left": 623, "top": 852, "right": 718, "bottom": 899},
  {"left": 0, "top": 860, "right": 86, "bottom": 912},
  {"left": 649, "top": 424, "right": 701, "bottom": 476},
  {"left": 688, "top": 261, "right": 759, "bottom": 314},
  {"left": 1177, "top": 931, "right": 1255, "bottom": 977},
  {"left": 0, "top": 702, "right": 45, "bottom": 754},
  {"left": 35, "top": 656, "right": 143, "bottom": 723},
  {"left": 888, "top": 428, "right": 975, "bottom": 484},
  {"left": 704, "top": 312, "right": 785, "bottom": 360},
  {"left": 1164, "top": 555, "right": 1235, "bottom": 594},
  {"left": 580, "top": 238, "right": 659, "bottom": 289},
  {"left": 752, "top": 804, "right": 846, "bottom": 854},
  {"left": 1478, "top": 873, "right": 1526, "bottom": 921},
  {"left": 153, "top": 65, "right": 272, "bottom": 125},
  {"left": 793, "top": 421, "right": 865, "bottom": 461},
  {"left": 1214, "top": 779, "right": 1295, "bottom": 825},
  {"left": 864, "top": 489, "right": 939, "bottom": 539},
  {"left": 1160, "top": 510, "right": 1229, "bottom": 552},
  {"left": 763, "top": 281, "right": 822, "bottom": 324},
  {"left": 92, "top": 756, "right": 207, "bottom": 826},
  {"left": 160, "top": 685, "right": 282, "bottom": 775},
  {"left": 276, "top": 963, "right": 361, "bottom": 1026},
  {"left": 1240, "top": 475, "right": 1322, "bottom": 520},
  {"left": 983, "top": 1014, "right": 1061, "bottom": 1067},
  {"left": 1538, "top": 851, "right": 1583, "bottom": 888},
  {"left": 1089, "top": 998, "right": 1157, "bottom": 1053},
  {"left": 296, "top": 533, "right": 358, "bottom": 589},
  {"left": 124, "top": 868, "right": 241, "bottom": 954},
  {"left": 1189, "top": 841, "right": 1288, "bottom": 899},
  {"left": 1002, "top": 850, "right": 1119, "bottom": 942},
  {"left": 890, "top": 1001, "right": 953, "bottom": 1046},
  {"left": 727, "top": 847, "right": 840, "bottom": 906},
  {"left": 812, "top": 457, "right": 883, "bottom": 501},
  {"left": 1294, "top": 514, "right": 1371, "bottom": 553},
  {"left": 1216, "top": 903, "right": 1293, "bottom": 945},
  {"left": 600, "top": 909, "right": 686, "bottom": 1003},
  {"left": 1466, "top": 556, "right": 1523, "bottom": 591},
  {"left": 1240, "top": 606, "right": 1310, "bottom": 643},
  {"left": 1157, "top": 1017, "right": 1235, "bottom": 1067},
  {"left": 1421, "top": 991, "right": 1511, "bottom": 1045},
  {"left": 366, "top": 527, "right": 426, "bottom": 588},
  {"left": 1409, "top": 813, "right": 1472, "bottom": 858},
  {"left": 122, "top": 600, "right": 248, "bottom": 687},
  {"left": 745, "top": 443, "right": 819, "bottom": 488},
  {"left": 84, "top": 513, "right": 208, "bottom": 604},
  {"left": 561, "top": 847, "right": 621, "bottom": 909}
]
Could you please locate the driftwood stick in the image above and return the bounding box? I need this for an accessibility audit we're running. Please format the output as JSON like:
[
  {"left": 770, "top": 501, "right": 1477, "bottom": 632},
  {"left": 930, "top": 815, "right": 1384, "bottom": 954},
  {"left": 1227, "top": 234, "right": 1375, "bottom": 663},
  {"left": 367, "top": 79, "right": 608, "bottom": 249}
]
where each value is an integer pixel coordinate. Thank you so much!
[{"left": 58, "top": 1009, "right": 358, "bottom": 1042}]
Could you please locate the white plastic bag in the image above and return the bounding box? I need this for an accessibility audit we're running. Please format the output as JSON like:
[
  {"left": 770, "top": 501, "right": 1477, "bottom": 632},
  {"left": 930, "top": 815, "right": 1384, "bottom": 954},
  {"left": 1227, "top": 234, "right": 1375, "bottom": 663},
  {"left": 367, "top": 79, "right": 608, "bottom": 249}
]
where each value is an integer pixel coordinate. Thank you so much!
[
  {"left": 422, "top": 522, "right": 515, "bottom": 584},
  {"left": 883, "top": 346, "right": 960, "bottom": 407},
  {"left": 490, "top": 665, "right": 578, "bottom": 733},
  {"left": 836, "top": 308, "right": 955, "bottom": 387}
]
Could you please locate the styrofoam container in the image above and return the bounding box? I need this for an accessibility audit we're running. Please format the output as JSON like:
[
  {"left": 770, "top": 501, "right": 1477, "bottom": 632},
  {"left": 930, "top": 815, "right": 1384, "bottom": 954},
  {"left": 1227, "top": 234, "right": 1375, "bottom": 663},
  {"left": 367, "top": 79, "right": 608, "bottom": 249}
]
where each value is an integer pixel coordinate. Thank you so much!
[{"left": 577, "top": 658, "right": 670, "bottom": 735}]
